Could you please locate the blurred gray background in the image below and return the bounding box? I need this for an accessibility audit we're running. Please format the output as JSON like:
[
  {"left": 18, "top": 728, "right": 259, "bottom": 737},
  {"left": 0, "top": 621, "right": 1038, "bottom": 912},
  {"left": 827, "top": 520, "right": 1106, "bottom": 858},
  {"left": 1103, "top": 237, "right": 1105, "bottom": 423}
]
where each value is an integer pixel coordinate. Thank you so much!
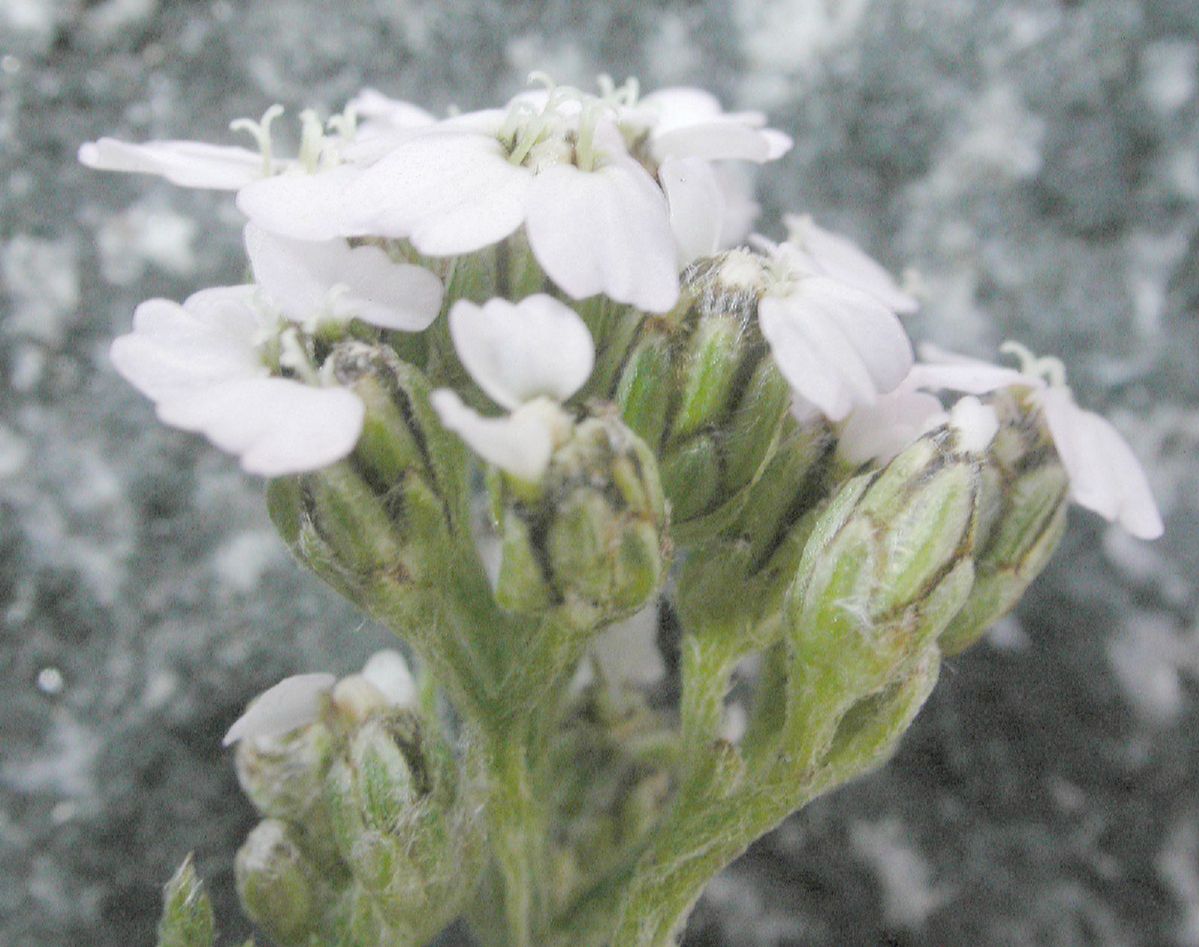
[{"left": 2, "top": 0, "right": 1198, "bottom": 944}]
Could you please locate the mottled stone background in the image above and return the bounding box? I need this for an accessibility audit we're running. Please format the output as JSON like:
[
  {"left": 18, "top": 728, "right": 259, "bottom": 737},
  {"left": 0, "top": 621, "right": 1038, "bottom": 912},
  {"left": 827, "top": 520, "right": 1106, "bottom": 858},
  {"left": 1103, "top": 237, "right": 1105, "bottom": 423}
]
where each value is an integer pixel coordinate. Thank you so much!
[{"left": 2, "top": 0, "right": 1198, "bottom": 944}]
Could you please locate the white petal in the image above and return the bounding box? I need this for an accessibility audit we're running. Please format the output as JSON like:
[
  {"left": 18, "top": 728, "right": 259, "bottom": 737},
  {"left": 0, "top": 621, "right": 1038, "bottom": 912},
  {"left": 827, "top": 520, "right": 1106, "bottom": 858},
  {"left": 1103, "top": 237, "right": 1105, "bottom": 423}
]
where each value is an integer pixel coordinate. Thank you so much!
[
  {"left": 659, "top": 157, "right": 724, "bottom": 265},
  {"left": 525, "top": 158, "right": 679, "bottom": 313},
  {"left": 1040, "top": 388, "right": 1164, "bottom": 540},
  {"left": 340, "top": 132, "right": 530, "bottom": 254},
  {"left": 110, "top": 287, "right": 267, "bottom": 404},
  {"left": 761, "top": 296, "right": 853, "bottom": 419},
  {"left": 640, "top": 88, "right": 725, "bottom": 130},
  {"left": 713, "top": 165, "right": 761, "bottom": 248},
  {"left": 785, "top": 215, "right": 919, "bottom": 315},
  {"left": 948, "top": 396, "right": 999, "bottom": 453},
  {"left": 906, "top": 359, "right": 1035, "bottom": 396},
  {"left": 236, "top": 164, "right": 364, "bottom": 241},
  {"left": 449, "top": 295, "right": 594, "bottom": 409},
  {"left": 430, "top": 390, "right": 554, "bottom": 482},
  {"left": 245, "top": 225, "right": 443, "bottom": 331},
  {"left": 78, "top": 138, "right": 271, "bottom": 190},
  {"left": 760, "top": 278, "right": 913, "bottom": 421},
  {"left": 345, "top": 88, "right": 436, "bottom": 129},
  {"left": 838, "top": 387, "right": 946, "bottom": 464},
  {"left": 652, "top": 120, "right": 778, "bottom": 163},
  {"left": 158, "top": 377, "right": 365, "bottom": 476},
  {"left": 222, "top": 673, "right": 335, "bottom": 746},
  {"left": 361, "top": 650, "right": 417, "bottom": 708}
]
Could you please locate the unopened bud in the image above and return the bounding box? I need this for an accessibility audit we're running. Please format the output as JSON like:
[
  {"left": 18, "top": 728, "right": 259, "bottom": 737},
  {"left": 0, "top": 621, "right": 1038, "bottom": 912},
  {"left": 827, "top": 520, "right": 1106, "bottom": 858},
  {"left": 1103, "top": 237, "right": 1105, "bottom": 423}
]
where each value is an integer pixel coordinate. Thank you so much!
[
  {"left": 612, "top": 251, "right": 791, "bottom": 544},
  {"left": 787, "top": 429, "right": 980, "bottom": 702},
  {"left": 939, "top": 394, "right": 1070, "bottom": 655},
  {"left": 491, "top": 410, "right": 670, "bottom": 624},
  {"left": 234, "top": 720, "right": 334, "bottom": 823},
  {"left": 235, "top": 820, "right": 319, "bottom": 945},
  {"left": 266, "top": 342, "right": 471, "bottom": 608},
  {"left": 157, "top": 854, "right": 215, "bottom": 947}
]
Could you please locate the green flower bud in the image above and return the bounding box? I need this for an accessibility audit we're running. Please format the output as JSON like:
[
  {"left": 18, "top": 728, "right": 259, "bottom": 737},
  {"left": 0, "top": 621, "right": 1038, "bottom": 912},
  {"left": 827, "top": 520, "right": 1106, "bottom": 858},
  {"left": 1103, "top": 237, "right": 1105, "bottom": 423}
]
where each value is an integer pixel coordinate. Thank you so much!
[
  {"left": 786, "top": 430, "right": 981, "bottom": 706},
  {"left": 157, "top": 854, "right": 215, "bottom": 947},
  {"left": 235, "top": 820, "right": 320, "bottom": 946},
  {"left": 939, "top": 395, "right": 1070, "bottom": 655},
  {"left": 234, "top": 721, "right": 335, "bottom": 823},
  {"left": 491, "top": 410, "right": 670, "bottom": 625},
  {"left": 266, "top": 342, "right": 476, "bottom": 632},
  {"left": 322, "top": 709, "right": 484, "bottom": 937},
  {"left": 611, "top": 251, "right": 792, "bottom": 545}
]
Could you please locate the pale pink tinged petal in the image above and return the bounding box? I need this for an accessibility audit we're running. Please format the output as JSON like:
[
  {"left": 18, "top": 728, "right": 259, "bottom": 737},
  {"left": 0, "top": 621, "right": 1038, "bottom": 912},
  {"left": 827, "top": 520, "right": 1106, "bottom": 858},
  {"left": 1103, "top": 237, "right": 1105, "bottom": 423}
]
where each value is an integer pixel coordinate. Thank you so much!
[
  {"left": 245, "top": 225, "right": 443, "bottom": 331},
  {"left": 430, "top": 389, "right": 553, "bottom": 482},
  {"left": 158, "top": 378, "right": 364, "bottom": 476},
  {"left": 803, "top": 276, "right": 914, "bottom": 395},
  {"left": 222, "top": 673, "right": 336, "bottom": 746},
  {"left": 525, "top": 159, "right": 679, "bottom": 313},
  {"left": 659, "top": 157, "right": 724, "bottom": 265},
  {"left": 759, "top": 295, "right": 853, "bottom": 420},
  {"left": 236, "top": 165, "right": 364, "bottom": 241},
  {"left": 651, "top": 120, "right": 773, "bottom": 163},
  {"left": 838, "top": 388, "right": 946, "bottom": 464},
  {"left": 449, "top": 295, "right": 594, "bottom": 409},
  {"left": 341, "top": 132, "right": 530, "bottom": 253},
  {"left": 1041, "top": 389, "right": 1164, "bottom": 539},
  {"left": 360, "top": 650, "right": 417, "bottom": 708},
  {"left": 787, "top": 215, "right": 919, "bottom": 314},
  {"left": 78, "top": 138, "right": 269, "bottom": 190}
]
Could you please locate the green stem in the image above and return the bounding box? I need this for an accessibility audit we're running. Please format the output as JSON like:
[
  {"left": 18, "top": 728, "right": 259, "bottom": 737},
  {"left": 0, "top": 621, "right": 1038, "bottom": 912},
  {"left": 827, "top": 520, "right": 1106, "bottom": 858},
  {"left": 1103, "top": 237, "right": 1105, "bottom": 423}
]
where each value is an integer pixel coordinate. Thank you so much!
[{"left": 484, "top": 729, "right": 543, "bottom": 947}]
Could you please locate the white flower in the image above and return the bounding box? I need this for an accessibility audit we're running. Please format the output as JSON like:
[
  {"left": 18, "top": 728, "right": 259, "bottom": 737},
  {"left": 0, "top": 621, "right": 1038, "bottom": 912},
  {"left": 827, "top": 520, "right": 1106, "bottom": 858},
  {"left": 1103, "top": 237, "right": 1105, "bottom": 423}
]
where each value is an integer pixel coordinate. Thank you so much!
[
  {"left": 222, "top": 672, "right": 335, "bottom": 746},
  {"left": 782, "top": 215, "right": 919, "bottom": 315},
  {"left": 110, "top": 286, "right": 365, "bottom": 476},
  {"left": 759, "top": 271, "right": 914, "bottom": 422},
  {"left": 243, "top": 224, "right": 443, "bottom": 331},
  {"left": 430, "top": 295, "right": 594, "bottom": 482},
  {"left": 880, "top": 344, "right": 1164, "bottom": 540},
  {"left": 221, "top": 650, "right": 416, "bottom": 746},
  {"left": 241, "top": 91, "right": 682, "bottom": 313}
]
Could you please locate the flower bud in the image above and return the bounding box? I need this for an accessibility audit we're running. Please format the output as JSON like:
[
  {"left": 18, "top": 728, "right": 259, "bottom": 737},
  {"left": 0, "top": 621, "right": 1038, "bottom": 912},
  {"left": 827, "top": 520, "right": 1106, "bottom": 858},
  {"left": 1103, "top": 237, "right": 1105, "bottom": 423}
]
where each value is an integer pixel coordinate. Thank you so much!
[
  {"left": 322, "top": 708, "right": 483, "bottom": 937},
  {"left": 786, "top": 429, "right": 981, "bottom": 704},
  {"left": 157, "top": 854, "right": 215, "bottom": 947},
  {"left": 266, "top": 341, "right": 473, "bottom": 618},
  {"left": 612, "top": 251, "right": 792, "bottom": 544},
  {"left": 235, "top": 820, "right": 321, "bottom": 946},
  {"left": 939, "top": 394, "right": 1070, "bottom": 655},
  {"left": 490, "top": 410, "right": 670, "bottom": 625},
  {"left": 234, "top": 719, "right": 335, "bottom": 824}
]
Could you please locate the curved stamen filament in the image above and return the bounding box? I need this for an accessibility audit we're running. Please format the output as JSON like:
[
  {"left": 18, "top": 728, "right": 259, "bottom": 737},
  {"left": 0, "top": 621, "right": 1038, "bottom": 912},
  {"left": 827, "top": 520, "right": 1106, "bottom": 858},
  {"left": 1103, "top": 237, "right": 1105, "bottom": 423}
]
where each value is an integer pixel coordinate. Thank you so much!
[
  {"left": 230, "top": 104, "right": 285, "bottom": 177},
  {"left": 1000, "top": 340, "right": 1068, "bottom": 388}
]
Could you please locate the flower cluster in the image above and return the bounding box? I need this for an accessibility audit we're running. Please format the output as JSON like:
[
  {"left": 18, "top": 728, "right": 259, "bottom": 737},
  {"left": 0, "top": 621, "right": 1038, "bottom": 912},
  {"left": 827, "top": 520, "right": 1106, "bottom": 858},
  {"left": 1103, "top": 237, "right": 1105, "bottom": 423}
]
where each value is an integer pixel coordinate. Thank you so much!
[{"left": 87, "top": 72, "right": 1165, "bottom": 947}]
